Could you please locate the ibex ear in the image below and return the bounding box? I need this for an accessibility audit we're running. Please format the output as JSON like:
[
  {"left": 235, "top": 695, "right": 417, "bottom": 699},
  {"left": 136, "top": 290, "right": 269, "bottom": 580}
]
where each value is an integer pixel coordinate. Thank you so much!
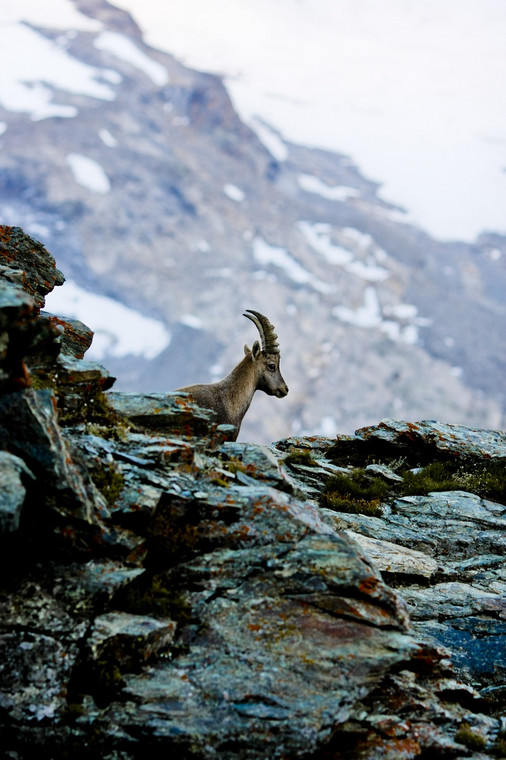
[
  {"left": 244, "top": 344, "right": 251, "bottom": 356},
  {"left": 251, "top": 340, "right": 262, "bottom": 359}
]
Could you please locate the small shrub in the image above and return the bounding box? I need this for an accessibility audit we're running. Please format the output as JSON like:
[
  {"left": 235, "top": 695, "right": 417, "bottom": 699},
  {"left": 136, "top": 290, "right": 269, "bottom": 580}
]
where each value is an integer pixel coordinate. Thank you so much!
[
  {"left": 90, "top": 462, "right": 124, "bottom": 506},
  {"left": 320, "top": 469, "right": 388, "bottom": 517},
  {"left": 454, "top": 723, "right": 486, "bottom": 751},
  {"left": 284, "top": 450, "right": 318, "bottom": 468},
  {"left": 401, "top": 458, "right": 506, "bottom": 504},
  {"left": 115, "top": 572, "right": 191, "bottom": 622},
  {"left": 493, "top": 729, "right": 506, "bottom": 757},
  {"left": 401, "top": 461, "right": 459, "bottom": 495}
]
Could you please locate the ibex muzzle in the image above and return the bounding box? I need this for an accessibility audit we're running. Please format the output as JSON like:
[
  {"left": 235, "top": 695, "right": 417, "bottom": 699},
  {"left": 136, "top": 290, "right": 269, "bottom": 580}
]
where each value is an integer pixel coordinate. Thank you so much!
[{"left": 178, "top": 310, "right": 288, "bottom": 440}]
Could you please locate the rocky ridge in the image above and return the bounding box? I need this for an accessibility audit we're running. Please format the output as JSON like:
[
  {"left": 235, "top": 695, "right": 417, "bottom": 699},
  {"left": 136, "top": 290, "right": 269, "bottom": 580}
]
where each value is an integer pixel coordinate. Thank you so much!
[{"left": 1, "top": 226, "right": 505, "bottom": 758}]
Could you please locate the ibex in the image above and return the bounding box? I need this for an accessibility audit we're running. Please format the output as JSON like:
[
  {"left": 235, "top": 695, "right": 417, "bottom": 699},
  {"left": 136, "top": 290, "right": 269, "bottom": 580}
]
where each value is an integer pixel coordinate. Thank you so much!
[{"left": 178, "top": 310, "right": 289, "bottom": 440}]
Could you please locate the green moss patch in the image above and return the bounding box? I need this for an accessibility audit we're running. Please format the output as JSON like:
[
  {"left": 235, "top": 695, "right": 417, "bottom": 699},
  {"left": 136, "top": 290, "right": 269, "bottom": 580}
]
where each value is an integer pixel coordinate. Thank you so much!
[
  {"left": 90, "top": 462, "right": 125, "bottom": 507},
  {"left": 454, "top": 723, "right": 487, "bottom": 751},
  {"left": 319, "top": 469, "right": 389, "bottom": 517},
  {"left": 401, "top": 458, "right": 506, "bottom": 504},
  {"left": 284, "top": 450, "right": 319, "bottom": 468}
]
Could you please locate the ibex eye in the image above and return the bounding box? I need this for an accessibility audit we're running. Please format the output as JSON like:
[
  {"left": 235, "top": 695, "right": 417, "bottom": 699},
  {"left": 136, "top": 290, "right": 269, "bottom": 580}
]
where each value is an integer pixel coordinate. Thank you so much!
[{"left": 268, "top": 363, "right": 276, "bottom": 371}]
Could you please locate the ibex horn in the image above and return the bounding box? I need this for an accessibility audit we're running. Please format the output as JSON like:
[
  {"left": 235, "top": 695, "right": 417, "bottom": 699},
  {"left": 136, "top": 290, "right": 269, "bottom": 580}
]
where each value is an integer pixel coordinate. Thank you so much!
[{"left": 243, "top": 310, "right": 280, "bottom": 354}]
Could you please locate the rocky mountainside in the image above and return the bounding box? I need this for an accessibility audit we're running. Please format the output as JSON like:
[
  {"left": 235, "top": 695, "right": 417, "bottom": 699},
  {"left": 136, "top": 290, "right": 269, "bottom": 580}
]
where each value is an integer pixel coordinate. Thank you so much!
[
  {"left": 1, "top": 227, "right": 505, "bottom": 758},
  {"left": 0, "top": 0, "right": 504, "bottom": 443}
]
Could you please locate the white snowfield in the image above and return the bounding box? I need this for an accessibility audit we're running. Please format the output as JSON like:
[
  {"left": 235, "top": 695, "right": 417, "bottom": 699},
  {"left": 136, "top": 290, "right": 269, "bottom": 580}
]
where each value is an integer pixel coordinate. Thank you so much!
[
  {"left": 1, "top": 0, "right": 504, "bottom": 239},
  {"left": 44, "top": 280, "right": 171, "bottom": 361},
  {"left": 113, "top": 0, "right": 506, "bottom": 243}
]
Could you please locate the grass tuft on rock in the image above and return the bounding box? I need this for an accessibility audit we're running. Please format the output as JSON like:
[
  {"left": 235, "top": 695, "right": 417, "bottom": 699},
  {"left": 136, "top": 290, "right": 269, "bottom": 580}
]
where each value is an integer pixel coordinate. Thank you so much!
[
  {"left": 284, "top": 449, "right": 319, "bottom": 468},
  {"left": 454, "top": 723, "right": 487, "bottom": 751},
  {"left": 319, "top": 469, "right": 388, "bottom": 517},
  {"left": 401, "top": 458, "right": 506, "bottom": 504}
]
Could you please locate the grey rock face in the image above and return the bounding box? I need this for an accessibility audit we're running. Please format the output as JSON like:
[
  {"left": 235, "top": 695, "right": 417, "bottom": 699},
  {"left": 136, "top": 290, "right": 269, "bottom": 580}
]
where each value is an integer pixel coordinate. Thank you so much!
[
  {"left": 280, "top": 422, "right": 506, "bottom": 701},
  {"left": 1, "top": 230, "right": 505, "bottom": 758},
  {"left": 0, "top": 226, "right": 64, "bottom": 308},
  {"left": 0, "top": 452, "right": 34, "bottom": 533}
]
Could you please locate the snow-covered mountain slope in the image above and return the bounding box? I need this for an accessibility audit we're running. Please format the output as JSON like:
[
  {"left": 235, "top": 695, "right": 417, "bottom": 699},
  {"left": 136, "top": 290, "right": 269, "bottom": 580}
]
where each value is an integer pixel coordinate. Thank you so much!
[
  {"left": 114, "top": 0, "right": 506, "bottom": 243},
  {"left": 0, "top": 0, "right": 504, "bottom": 441}
]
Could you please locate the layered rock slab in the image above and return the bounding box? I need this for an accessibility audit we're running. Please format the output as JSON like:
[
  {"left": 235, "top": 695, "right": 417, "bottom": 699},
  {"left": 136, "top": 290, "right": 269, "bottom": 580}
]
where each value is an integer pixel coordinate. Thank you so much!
[
  {"left": 278, "top": 420, "right": 506, "bottom": 708},
  {"left": 102, "top": 489, "right": 417, "bottom": 759}
]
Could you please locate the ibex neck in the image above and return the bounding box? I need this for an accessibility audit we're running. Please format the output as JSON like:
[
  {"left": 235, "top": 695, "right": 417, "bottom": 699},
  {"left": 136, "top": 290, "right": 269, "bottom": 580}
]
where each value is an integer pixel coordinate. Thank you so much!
[{"left": 218, "top": 354, "right": 257, "bottom": 429}]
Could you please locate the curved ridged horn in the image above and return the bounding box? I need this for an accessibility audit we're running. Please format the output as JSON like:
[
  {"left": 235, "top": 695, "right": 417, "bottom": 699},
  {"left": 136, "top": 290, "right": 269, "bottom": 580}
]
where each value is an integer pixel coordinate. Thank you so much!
[{"left": 243, "top": 309, "right": 280, "bottom": 354}]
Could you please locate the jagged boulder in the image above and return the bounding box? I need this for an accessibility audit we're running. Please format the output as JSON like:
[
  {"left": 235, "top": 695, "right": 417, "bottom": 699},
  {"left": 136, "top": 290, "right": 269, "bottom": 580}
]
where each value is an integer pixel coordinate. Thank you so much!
[{"left": 0, "top": 225, "right": 64, "bottom": 308}]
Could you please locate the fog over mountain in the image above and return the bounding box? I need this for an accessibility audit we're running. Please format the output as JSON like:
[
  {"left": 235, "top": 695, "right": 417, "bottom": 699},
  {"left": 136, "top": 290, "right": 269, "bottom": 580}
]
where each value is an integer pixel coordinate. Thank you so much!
[{"left": 0, "top": 0, "right": 504, "bottom": 441}]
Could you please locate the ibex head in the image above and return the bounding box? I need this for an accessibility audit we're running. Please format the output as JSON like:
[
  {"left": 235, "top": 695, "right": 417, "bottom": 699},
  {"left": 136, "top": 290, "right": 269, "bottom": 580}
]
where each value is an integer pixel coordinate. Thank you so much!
[{"left": 243, "top": 310, "right": 289, "bottom": 398}]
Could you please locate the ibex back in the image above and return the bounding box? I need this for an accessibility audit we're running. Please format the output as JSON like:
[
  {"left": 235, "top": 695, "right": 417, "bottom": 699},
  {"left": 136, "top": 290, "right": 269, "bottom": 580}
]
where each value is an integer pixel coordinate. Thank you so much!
[{"left": 178, "top": 310, "right": 288, "bottom": 440}]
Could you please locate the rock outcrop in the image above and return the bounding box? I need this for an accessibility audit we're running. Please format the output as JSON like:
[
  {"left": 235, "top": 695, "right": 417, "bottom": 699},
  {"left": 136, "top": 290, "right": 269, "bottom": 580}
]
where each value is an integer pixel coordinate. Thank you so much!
[{"left": 1, "top": 226, "right": 505, "bottom": 758}]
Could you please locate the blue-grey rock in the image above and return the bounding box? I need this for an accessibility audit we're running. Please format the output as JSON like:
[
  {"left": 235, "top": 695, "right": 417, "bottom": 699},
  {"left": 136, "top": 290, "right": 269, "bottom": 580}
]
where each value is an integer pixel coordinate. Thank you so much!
[
  {"left": 0, "top": 388, "right": 108, "bottom": 524},
  {"left": 40, "top": 312, "right": 94, "bottom": 359},
  {"left": 87, "top": 611, "right": 176, "bottom": 666},
  {"left": 0, "top": 225, "right": 64, "bottom": 308},
  {"left": 0, "top": 452, "right": 34, "bottom": 533},
  {"left": 356, "top": 418, "right": 506, "bottom": 460},
  {"left": 107, "top": 391, "right": 217, "bottom": 439}
]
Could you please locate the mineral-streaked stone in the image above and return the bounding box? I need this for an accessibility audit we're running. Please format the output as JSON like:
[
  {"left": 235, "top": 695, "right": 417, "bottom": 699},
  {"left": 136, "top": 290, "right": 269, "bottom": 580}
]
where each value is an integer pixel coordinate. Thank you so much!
[
  {"left": 107, "top": 391, "right": 217, "bottom": 438},
  {"left": 0, "top": 225, "right": 64, "bottom": 309}
]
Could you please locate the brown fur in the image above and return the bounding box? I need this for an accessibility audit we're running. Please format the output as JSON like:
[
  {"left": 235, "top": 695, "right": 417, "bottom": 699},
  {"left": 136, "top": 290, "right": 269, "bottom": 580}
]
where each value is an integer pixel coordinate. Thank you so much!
[{"left": 179, "top": 341, "right": 288, "bottom": 441}]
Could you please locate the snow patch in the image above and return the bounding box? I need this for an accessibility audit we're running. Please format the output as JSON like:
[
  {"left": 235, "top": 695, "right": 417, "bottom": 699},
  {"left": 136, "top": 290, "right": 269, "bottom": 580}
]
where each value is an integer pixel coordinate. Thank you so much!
[
  {"left": 44, "top": 279, "right": 171, "bottom": 360},
  {"left": 250, "top": 119, "right": 288, "bottom": 161},
  {"left": 333, "top": 287, "right": 427, "bottom": 344},
  {"left": 26, "top": 222, "right": 50, "bottom": 240},
  {"left": 0, "top": 22, "right": 116, "bottom": 120},
  {"left": 298, "top": 174, "right": 360, "bottom": 202},
  {"left": 385, "top": 303, "right": 418, "bottom": 321},
  {"left": 342, "top": 228, "right": 373, "bottom": 249},
  {"left": 298, "top": 221, "right": 389, "bottom": 282},
  {"left": 224, "top": 184, "right": 245, "bottom": 202},
  {"left": 93, "top": 31, "right": 169, "bottom": 86},
  {"left": 180, "top": 314, "right": 203, "bottom": 329},
  {"left": 334, "top": 287, "right": 382, "bottom": 330},
  {"left": 298, "top": 222, "right": 352, "bottom": 266},
  {"left": 345, "top": 260, "right": 390, "bottom": 283},
  {"left": 0, "top": 122, "right": 7, "bottom": 136},
  {"left": 67, "top": 153, "right": 111, "bottom": 194},
  {"left": 99, "top": 128, "right": 118, "bottom": 147},
  {"left": 253, "top": 237, "right": 331, "bottom": 293},
  {"left": 116, "top": 0, "right": 506, "bottom": 241},
  {"left": 319, "top": 416, "right": 339, "bottom": 437}
]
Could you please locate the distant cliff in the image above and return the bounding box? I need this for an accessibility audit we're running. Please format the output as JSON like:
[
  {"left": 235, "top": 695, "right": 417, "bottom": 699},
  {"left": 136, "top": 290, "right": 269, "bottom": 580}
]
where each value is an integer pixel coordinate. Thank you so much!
[
  {"left": 1, "top": 0, "right": 505, "bottom": 442},
  {"left": 1, "top": 226, "right": 505, "bottom": 758}
]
